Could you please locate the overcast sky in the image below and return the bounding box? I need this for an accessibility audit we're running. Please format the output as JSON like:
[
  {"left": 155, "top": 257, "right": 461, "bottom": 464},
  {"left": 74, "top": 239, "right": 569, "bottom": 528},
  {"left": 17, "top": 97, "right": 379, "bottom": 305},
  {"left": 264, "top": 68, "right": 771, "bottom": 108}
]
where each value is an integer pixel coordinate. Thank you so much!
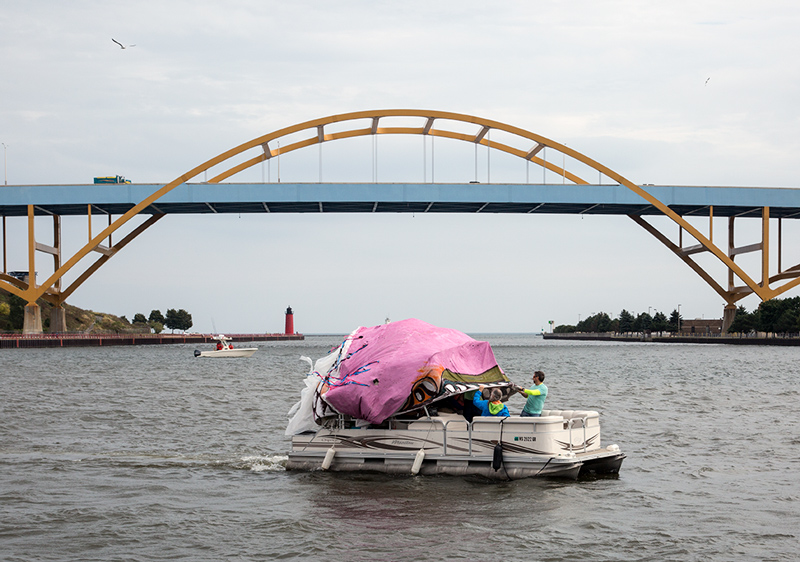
[{"left": 2, "top": 1, "right": 800, "bottom": 334}]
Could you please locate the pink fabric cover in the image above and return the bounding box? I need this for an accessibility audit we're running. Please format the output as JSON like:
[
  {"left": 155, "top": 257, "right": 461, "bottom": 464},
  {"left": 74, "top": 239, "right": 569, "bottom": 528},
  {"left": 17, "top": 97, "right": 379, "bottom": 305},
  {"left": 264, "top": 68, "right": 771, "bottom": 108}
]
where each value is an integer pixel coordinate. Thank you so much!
[{"left": 323, "top": 318, "right": 502, "bottom": 423}]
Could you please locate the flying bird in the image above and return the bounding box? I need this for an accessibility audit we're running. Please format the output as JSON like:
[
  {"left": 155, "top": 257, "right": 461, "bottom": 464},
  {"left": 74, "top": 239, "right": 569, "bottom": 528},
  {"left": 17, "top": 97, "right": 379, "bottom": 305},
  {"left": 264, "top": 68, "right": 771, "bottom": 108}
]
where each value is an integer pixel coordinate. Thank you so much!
[
  {"left": 705, "top": 77, "right": 710, "bottom": 85},
  {"left": 111, "top": 38, "right": 136, "bottom": 49}
]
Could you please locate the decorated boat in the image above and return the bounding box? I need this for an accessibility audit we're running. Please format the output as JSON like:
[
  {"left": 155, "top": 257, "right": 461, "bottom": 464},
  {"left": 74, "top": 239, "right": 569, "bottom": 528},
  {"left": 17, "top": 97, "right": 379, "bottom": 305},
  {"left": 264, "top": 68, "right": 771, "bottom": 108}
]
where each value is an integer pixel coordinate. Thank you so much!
[
  {"left": 194, "top": 335, "right": 257, "bottom": 358},
  {"left": 285, "top": 319, "right": 624, "bottom": 480}
]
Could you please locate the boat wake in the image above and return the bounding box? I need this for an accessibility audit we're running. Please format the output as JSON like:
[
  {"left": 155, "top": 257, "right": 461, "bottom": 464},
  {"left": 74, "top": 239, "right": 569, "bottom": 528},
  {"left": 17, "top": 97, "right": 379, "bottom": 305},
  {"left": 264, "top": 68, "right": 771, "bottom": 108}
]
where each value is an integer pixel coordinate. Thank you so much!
[
  {"left": 6, "top": 449, "right": 288, "bottom": 474},
  {"left": 235, "top": 454, "right": 288, "bottom": 472}
]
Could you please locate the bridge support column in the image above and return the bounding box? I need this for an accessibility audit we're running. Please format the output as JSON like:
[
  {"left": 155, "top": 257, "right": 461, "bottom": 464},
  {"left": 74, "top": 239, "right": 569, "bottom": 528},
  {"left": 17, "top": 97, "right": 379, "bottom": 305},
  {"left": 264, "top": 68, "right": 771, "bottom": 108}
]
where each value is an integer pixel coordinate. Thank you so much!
[
  {"left": 23, "top": 303, "right": 43, "bottom": 334},
  {"left": 50, "top": 305, "right": 67, "bottom": 333},
  {"left": 722, "top": 304, "right": 737, "bottom": 334}
]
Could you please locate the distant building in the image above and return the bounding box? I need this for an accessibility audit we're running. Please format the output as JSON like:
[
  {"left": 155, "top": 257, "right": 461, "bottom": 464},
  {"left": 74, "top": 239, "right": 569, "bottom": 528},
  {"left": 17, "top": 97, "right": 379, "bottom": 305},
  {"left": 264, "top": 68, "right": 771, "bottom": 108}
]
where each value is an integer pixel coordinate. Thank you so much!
[{"left": 680, "top": 318, "right": 722, "bottom": 335}]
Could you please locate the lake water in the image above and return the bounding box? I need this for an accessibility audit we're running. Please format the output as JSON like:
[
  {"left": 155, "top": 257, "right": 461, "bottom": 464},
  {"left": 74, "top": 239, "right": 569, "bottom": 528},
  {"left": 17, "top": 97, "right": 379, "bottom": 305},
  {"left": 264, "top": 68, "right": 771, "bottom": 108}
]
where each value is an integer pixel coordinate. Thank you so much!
[{"left": 1, "top": 335, "right": 799, "bottom": 561}]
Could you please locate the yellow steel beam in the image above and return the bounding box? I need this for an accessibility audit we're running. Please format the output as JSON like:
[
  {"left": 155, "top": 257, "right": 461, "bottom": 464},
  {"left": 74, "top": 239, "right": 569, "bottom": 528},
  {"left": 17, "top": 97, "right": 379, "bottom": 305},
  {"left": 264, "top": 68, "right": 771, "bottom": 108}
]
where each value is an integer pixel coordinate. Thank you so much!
[
  {"left": 629, "top": 214, "right": 734, "bottom": 304},
  {"left": 58, "top": 213, "right": 165, "bottom": 302}
]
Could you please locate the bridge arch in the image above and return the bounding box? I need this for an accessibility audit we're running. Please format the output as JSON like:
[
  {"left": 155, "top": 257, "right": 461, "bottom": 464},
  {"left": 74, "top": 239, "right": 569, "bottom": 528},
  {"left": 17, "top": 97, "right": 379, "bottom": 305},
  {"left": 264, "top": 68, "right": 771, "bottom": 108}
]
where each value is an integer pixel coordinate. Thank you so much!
[{"left": 6, "top": 109, "right": 798, "bottom": 332}]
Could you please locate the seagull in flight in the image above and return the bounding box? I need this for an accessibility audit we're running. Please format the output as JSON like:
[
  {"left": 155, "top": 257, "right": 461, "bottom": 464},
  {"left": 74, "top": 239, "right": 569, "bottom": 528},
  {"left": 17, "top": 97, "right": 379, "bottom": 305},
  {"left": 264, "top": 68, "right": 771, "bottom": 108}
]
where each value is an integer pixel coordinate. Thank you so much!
[
  {"left": 111, "top": 38, "right": 135, "bottom": 49},
  {"left": 705, "top": 77, "right": 711, "bottom": 85}
]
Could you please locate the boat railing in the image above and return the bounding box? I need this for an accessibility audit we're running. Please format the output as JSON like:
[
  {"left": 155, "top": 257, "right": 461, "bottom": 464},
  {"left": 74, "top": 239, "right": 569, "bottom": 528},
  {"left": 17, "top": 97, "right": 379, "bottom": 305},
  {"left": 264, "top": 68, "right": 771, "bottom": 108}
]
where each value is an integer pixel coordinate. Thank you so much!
[
  {"left": 409, "top": 414, "right": 572, "bottom": 457},
  {"left": 403, "top": 415, "right": 462, "bottom": 455},
  {"left": 566, "top": 416, "right": 589, "bottom": 453},
  {"left": 332, "top": 412, "right": 594, "bottom": 456},
  {"left": 406, "top": 416, "right": 511, "bottom": 456},
  {"left": 413, "top": 417, "right": 506, "bottom": 456}
]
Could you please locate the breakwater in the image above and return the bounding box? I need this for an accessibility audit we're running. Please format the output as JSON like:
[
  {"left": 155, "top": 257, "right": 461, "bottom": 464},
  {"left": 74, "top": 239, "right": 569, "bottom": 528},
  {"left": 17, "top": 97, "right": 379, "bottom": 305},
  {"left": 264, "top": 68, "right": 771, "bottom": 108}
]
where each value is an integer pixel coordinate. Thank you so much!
[
  {"left": 0, "top": 332, "right": 303, "bottom": 349},
  {"left": 543, "top": 332, "right": 800, "bottom": 345}
]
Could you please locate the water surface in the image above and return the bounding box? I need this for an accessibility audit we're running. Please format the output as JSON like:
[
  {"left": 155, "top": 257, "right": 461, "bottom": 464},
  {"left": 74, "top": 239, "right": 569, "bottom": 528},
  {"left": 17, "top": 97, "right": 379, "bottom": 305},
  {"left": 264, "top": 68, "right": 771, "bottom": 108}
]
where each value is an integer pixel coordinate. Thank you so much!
[{"left": 1, "top": 336, "right": 798, "bottom": 560}]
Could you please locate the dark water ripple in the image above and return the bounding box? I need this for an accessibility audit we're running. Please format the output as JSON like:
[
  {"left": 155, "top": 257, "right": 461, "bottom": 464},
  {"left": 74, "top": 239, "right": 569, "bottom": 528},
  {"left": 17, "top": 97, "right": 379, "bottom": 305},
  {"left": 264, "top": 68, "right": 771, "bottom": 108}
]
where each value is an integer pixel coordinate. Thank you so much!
[{"left": 2, "top": 337, "right": 800, "bottom": 560}]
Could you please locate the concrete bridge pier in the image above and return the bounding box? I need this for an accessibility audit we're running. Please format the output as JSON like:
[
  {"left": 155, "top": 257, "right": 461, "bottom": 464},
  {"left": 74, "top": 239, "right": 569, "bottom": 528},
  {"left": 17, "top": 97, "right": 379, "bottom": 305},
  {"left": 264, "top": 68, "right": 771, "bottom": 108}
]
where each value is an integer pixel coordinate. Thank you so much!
[
  {"left": 50, "top": 305, "right": 67, "bottom": 333},
  {"left": 23, "top": 303, "right": 43, "bottom": 334},
  {"left": 722, "top": 304, "right": 737, "bottom": 334}
]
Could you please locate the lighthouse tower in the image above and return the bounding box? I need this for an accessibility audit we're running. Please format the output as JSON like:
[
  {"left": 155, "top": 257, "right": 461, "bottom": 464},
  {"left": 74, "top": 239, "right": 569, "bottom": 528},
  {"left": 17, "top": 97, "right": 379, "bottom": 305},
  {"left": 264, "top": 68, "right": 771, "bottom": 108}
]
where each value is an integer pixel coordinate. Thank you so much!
[{"left": 284, "top": 306, "right": 294, "bottom": 335}]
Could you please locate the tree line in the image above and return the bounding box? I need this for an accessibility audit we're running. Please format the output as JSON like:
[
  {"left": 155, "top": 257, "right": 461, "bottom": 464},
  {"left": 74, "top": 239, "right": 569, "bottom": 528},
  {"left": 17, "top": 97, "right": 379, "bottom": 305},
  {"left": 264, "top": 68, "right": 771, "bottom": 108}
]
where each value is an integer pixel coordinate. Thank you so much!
[
  {"left": 124, "top": 309, "right": 193, "bottom": 333},
  {"left": 727, "top": 297, "right": 800, "bottom": 334},
  {"left": 554, "top": 309, "right": 682, "bottom": 334},
  {"left": 554, "top": 297, "right": 800, "bottom": 335}
]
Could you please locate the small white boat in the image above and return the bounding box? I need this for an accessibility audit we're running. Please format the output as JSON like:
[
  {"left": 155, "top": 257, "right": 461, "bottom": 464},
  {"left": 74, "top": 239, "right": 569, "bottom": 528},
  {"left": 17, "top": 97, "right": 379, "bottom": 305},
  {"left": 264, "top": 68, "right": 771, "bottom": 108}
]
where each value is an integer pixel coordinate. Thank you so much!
[{"left": 194, "top": 335, "right": 257, "bottom": 358}]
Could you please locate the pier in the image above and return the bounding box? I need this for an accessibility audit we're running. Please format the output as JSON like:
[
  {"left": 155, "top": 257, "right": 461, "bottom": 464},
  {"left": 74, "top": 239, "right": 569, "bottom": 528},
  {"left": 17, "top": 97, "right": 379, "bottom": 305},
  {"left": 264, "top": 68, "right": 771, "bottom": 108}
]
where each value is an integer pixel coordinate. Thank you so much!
[
  {"left": 543, "top": 332, "right": 800, "bottom": 346},
  {"left": 0, "top": 332, "right": 303, "bottom": 349}
]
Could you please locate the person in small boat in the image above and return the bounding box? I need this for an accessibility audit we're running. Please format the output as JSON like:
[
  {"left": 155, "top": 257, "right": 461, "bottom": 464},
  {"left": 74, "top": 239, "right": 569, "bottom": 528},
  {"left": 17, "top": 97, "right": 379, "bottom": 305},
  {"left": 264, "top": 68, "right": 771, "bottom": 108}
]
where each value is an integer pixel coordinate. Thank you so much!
[
  {"left": 518, "top": 371, "right": 548, "bottom": 417},
  {"left": 216, "top": 341, "right": 223, "bottom": 350},
  {"left": 473, "top": 385, "right": 510, "bottom": 417}
]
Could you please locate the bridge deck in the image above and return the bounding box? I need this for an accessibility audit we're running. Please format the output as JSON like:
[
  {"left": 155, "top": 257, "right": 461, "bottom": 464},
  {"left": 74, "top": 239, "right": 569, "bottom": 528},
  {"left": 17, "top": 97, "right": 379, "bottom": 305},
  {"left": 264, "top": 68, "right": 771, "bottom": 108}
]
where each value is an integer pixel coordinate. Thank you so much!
[{"left": 2, "top": 183, "right": 800, "bottom": 218}]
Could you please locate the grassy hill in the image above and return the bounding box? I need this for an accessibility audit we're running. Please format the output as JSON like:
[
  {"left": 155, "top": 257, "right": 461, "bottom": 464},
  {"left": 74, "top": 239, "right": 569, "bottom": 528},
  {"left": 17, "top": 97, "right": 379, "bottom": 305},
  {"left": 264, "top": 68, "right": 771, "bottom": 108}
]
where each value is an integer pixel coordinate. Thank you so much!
[{"left": 0, "top": 292, "right": 151, "bottom": 334}]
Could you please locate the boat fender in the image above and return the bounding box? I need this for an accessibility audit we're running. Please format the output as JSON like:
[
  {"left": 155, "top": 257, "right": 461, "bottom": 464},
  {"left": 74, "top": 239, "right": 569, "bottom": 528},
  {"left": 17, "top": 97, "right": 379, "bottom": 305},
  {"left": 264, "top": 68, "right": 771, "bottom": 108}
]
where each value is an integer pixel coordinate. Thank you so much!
[
  {"left": 193, "top": 349, "right": 201, "bottom": 357},
  {"left": 492, "top": 443, "right": 504, "bottom": 471},
  {"left": 321, "top": 447, "right": 336, "bottom": 470},
  {"left": 411, "top": 448, "right": 425, "bottom": 475}
]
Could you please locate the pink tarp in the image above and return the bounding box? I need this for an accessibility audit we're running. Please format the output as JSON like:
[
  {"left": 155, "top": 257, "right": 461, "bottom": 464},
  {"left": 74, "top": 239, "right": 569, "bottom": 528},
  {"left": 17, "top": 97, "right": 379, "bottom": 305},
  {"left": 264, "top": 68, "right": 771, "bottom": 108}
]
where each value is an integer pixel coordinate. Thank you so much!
[{"left": 321, "top": 318, "right": 507, "bottom": 423}]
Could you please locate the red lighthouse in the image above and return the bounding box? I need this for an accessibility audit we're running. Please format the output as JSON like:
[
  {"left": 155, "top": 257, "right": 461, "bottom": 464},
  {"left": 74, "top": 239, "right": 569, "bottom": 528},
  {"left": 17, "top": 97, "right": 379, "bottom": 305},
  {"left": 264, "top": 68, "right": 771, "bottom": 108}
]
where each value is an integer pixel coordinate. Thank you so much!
[{"left": 284, "top": 306, "right": 294, "bottom": 335}]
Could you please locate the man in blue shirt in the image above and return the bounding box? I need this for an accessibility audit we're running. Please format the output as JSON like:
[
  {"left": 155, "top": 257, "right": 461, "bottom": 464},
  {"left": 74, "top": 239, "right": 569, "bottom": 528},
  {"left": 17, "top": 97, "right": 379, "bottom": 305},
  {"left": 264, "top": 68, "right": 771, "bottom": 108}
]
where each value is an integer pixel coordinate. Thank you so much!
[
  {"left": 519, "top": 371, "right": 547, "bottom": 417},
  {"left": 472, "top": 385, "right": 510, "bottom": 417}
]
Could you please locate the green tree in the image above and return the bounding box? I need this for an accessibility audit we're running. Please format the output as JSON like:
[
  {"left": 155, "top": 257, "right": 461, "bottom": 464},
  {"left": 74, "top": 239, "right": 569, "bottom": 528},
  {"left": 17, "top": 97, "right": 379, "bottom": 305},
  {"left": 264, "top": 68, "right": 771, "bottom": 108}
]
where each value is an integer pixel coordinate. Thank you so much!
[
  {"left": 7, "top": 294, "right": 26, "bottom": 330},
  {"left": 757, "top": 299, "right": 785, "bottom": 333},
  {"left": 177, "top": 309, "right": 193, "bottom": 331},
  {"left": 165, "top": 308, "right": 193, "bottom": 332},
  {"left": 618, "top": 309, "right": 634, "bottom": 333},
  {"left": 596, "top": 312, "right": 613, "bottom": 332},
  {"left": 632, "top": 312, "right": 652, "bottom": 332},
  {"left": 728, "top": 305, "right": 755, "bottom": 333},
  {"left": 554, "top": 324, "right": 576, "bottom": 333},
  {"left": 757, "top": 296, "right": 800, "bottom": 334},
  {"left": 133, "top": 313, "right": 148, "bottom": 324},
  {"left": 668, "top": 309, "right": 682, "bottom": 332},
  {"left": 165, "top": 308, "right": 178, "bottom": 332},
  {"left": 775, "top": 309, "right": 798, "bottom": 334},
  {"left": 652, "top": 311, "right": 668, "bottom": 332},
  {"left": 576, "top": 312, "right": 613, "bottom": 333},
  {"left": 149, "top": 309, "right": 165, "bottom": 324},
  {"left": 0, "top": 300, "right": 12, "bottom": 331}
]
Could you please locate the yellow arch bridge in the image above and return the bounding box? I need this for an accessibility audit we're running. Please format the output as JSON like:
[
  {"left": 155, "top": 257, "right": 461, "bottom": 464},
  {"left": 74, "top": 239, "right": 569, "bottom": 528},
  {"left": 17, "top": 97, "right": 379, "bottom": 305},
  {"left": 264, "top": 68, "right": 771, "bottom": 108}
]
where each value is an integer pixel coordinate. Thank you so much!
[{"left": 2, "top": 109, "right": 800, "bottom": 333}]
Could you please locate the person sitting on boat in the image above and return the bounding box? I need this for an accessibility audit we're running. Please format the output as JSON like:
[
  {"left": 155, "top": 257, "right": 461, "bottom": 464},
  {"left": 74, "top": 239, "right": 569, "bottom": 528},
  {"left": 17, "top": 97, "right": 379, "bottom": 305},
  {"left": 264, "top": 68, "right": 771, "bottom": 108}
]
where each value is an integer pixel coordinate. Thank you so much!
[
  {"left": 216, "top": 341, "right": 223, "bottom": 350},
  {"left": 473, "top": 385, "right": 510, "bottom": 417},
  {"left": 518, "top": 371, "right": 548, "bottom": 417}
]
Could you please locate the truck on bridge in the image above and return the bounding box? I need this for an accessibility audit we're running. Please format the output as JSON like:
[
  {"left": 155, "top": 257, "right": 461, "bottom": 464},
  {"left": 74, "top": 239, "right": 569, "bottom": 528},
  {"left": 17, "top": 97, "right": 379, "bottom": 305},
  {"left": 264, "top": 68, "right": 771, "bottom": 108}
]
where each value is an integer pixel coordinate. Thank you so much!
[{"left": 93, "top": 175, "right": 131, "bottom": 184}]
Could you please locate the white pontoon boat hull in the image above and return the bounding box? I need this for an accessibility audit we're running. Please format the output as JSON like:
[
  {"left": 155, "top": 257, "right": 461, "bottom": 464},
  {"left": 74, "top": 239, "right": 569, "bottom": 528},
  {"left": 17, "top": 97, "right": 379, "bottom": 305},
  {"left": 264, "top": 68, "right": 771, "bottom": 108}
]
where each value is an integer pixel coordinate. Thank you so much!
[{"left": 287, "top": 409, "right": 625, "bottom": 480}]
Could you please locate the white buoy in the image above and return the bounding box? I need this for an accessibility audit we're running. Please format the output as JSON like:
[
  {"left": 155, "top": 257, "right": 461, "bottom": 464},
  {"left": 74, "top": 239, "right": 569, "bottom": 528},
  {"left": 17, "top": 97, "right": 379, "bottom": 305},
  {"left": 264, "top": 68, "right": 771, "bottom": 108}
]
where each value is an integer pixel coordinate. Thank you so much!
[
  {"left": 411, "top": 448, "right": 425, "bottom": 475},
  {"left": 321, "top": 447, "right": 335, "bottom": 470}
]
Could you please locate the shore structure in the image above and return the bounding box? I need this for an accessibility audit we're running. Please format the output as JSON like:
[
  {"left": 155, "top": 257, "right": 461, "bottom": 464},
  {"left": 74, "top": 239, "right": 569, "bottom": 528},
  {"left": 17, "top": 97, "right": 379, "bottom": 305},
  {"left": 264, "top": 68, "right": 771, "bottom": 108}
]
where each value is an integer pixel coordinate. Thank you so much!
[
  {"left": 0, "top": 332, "right": 303, "bottom": 349},
  {"left": 544, "top": 332, "right": 800, "bottom": 346}
]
